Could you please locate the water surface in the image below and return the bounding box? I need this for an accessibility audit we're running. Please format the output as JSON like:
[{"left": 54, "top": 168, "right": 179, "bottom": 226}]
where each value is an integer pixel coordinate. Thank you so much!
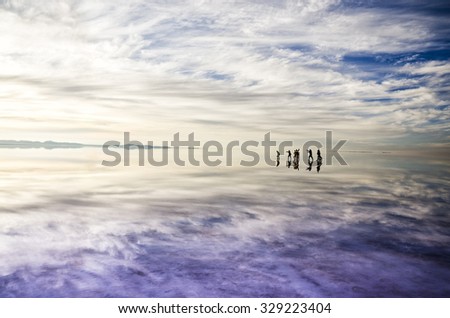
[{"left": 0, "top": 148, "right": 449, "bottom": 297}]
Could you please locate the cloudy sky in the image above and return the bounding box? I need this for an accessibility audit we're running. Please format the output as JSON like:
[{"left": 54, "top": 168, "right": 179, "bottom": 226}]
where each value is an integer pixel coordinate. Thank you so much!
[{"left": 1, "top": 0, "right": 449, "bottom": 151}]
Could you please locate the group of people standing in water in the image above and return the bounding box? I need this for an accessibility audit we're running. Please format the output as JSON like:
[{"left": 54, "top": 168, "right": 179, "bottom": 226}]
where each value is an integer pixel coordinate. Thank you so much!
[{"left": 275, "top": 149, "right": 323, "bottom": 172}]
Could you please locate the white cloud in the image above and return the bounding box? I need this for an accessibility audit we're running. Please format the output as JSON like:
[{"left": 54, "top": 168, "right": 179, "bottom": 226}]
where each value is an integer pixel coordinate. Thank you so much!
[{"left": 0, "top": 0, "right": 447, "bottom": 148}]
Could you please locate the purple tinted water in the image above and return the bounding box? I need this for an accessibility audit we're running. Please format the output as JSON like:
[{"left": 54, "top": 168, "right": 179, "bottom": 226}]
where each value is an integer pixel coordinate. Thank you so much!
[{"left": 0, "top": 149, "right": 449, "bottom": 297}]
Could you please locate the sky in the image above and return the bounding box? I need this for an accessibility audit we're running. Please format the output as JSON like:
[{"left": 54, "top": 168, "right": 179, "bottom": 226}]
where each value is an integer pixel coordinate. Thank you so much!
[{"left": 0, "top": 0, "right": 449, "bottom": 152}]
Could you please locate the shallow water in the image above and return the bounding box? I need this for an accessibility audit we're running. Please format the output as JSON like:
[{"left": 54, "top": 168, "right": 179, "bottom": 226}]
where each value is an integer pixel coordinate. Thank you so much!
[{"left": 0, "top": 148, "right": 449, "bottom": 297}]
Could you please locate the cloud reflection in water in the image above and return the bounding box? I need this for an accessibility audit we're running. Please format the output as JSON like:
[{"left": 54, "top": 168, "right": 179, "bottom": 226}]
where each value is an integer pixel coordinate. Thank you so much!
[{"left": 0, "top": 149, "right": 449, "bottom": 297}]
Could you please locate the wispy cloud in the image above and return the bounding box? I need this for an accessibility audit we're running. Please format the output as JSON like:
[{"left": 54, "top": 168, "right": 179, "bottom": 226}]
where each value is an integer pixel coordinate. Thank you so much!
[{"left": 0, "top": 0, "right": 448, "bottom": 149}]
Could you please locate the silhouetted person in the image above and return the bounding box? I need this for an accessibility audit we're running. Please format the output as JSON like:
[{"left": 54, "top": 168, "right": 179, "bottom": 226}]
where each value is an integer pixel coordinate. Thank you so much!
[
  {"left": 293, "top": 149, "right": 299, "bottom": 162},
  {"left": 292, "top": 149, "right": 300, "bottom": 170},
  {"left": 287, "top": 150, "right": 292, "bottom": 163},
  {"left": 308, "top": 149, "right": 313, "bottom": 163}
]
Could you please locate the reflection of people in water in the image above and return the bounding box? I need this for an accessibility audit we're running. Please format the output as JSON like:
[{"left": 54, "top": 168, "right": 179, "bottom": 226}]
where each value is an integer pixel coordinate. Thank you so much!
[
  {"left": 306, "top": 159, "right": 312, "bottom": 171},
  {"left": 276, "top": 148, "right": 324, "bottom": 173}
]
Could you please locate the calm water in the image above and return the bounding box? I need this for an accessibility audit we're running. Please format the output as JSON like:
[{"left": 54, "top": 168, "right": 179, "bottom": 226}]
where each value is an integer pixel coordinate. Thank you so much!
[{"left": 0, "top": 148, "right": 449, "bottom": 297}]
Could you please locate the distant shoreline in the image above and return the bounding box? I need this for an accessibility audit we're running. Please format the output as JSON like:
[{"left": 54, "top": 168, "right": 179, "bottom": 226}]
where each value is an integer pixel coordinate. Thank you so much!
[{"left": 0, "top": 140, "right": 168, "bottom": 149}]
